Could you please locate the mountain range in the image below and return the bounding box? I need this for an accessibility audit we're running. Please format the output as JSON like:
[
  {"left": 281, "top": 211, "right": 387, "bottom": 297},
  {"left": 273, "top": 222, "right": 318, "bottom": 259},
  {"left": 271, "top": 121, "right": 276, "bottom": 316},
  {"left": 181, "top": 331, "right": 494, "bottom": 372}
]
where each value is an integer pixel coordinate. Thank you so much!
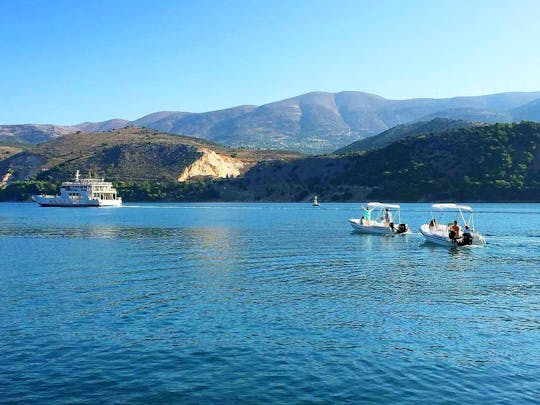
[
  {"left": 0, "top": 127, "right": 300, "bottom": 183},
  {"left": 2, "top": 122, "right": 538, "bottom": 202},
  {"left": 2, "top": 91, "right": 540, "bottom": 153}
]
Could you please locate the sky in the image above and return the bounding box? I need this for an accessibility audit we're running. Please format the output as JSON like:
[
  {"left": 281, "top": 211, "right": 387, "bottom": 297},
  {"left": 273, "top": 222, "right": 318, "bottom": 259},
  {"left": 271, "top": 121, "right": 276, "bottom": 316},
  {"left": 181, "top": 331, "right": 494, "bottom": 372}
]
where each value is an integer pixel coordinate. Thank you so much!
[{"left": 1, "top": 0, "right": 540, "bottom": 124}]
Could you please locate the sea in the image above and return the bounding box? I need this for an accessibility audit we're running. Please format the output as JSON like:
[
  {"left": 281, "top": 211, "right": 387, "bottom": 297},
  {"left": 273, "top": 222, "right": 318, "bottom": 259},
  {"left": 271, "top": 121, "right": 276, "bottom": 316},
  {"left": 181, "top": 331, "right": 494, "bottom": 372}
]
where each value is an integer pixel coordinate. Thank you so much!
[{"left": 0, "top": 202, "right": 539, "bottom": 403}]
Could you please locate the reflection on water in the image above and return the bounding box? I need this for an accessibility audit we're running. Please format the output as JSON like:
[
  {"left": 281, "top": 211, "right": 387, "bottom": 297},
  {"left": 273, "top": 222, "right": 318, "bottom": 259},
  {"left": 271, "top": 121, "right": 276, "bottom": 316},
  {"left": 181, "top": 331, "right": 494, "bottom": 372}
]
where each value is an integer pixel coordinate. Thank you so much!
[
  {"left": 0, "top": 224, "right": 244, "bottom": 243},
  {"left": 0, "top": 202, "right": 539, "bottom": 403}
]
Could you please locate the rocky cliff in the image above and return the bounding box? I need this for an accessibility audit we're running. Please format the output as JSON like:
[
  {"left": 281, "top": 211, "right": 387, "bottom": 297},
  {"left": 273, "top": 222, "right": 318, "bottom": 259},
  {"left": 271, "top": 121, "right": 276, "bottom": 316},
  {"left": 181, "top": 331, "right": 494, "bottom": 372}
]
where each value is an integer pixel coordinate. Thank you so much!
[{"left": 178, "top": 149, "right": 252, "bottom": 181}]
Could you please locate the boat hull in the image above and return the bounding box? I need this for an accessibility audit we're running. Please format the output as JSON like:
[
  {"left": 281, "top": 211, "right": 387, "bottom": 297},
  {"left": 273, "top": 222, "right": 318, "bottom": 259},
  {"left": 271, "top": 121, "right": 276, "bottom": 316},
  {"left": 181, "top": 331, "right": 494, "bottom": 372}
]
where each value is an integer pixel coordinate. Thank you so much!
[
  {"left": 349, "top": 219, "right": 395, "bottom": 235},
  {"left": 32, "top": 195, "right": 122, "bottom": 207},
  {"left": 419, "top": 224, "right": 486, "bottom": 246}
]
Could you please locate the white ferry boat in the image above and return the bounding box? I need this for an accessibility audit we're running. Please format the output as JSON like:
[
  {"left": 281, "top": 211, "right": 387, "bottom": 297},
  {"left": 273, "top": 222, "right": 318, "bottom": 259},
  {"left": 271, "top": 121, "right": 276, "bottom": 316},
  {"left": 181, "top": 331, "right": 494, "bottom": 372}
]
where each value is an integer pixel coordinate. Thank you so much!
[{"left": 32, "top": 170, "right": 122, "bottom": 207}]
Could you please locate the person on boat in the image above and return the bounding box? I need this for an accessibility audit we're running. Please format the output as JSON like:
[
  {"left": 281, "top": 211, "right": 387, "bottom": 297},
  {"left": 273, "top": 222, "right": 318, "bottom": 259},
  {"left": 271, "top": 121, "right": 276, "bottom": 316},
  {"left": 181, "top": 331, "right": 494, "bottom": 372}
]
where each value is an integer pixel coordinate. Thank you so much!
[
  {"left": 360, "top": 215, "right": 365, "bottom": 225},
  {"left": 448, "top": 220, "right": 461, "bottom": 241},
  {"left": 429, "top": 219, "right": 437, "bottom": 231},
  {"left": 460, "top": 225, "right": 473, "bottom": 245},
  {"left": 363, "top": 207, "right": 372, "bottom": 225},
  {"left": 384, "top": 208, "right": 393, "bottom": 225}
]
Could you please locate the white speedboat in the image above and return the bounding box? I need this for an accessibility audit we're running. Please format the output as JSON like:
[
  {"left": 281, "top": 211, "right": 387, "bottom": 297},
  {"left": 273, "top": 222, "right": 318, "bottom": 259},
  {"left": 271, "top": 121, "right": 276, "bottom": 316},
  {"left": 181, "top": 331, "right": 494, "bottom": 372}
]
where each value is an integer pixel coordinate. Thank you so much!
[
  {"left": 32, "top": 170, "right": 122, "bottom": 207},
  {"left": 312, "top": 196, "right": 320, "bottom": 206},
  {"left": 349, "top": 202, "right": 409, "bottom": 235},
  {"left": 420, "top": 203, "right": 486, "bottom": 246}
]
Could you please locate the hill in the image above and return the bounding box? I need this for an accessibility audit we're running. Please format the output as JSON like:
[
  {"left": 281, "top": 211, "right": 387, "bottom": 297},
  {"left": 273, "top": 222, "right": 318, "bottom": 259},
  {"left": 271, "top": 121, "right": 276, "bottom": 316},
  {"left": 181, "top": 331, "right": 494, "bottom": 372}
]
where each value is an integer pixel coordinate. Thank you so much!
[
  {"left": 0, "top": 146, "right": 23, "bottom": 162},
  {"left": 334, "top": 118, "right": 478, "bottom": 154},
  {"left": 0, "top": 127, "right": 301, "bottom": 200},
  {"left": 0, "top": 124, "right": 75, "bottom": 144},
  {"left": 136, "top": 91, "right": 540, "bottom": 153},
  {"left": 2, "top": 91, "right": 540, "bottom": 154},
  {"left": 133, "top": 106, "right": 257, "bottom": 135},
  {"left": 512, "top": 98, "right": 540, "bottom": 122},
  {"left": 1, "top": 122, "right": 539, "bottom": 202},
  {"left": 214, "top": 121, "right": 540, "bottom": 202},
  {"left": 74, "top": 119, "right": 130, "bottom": 133}
]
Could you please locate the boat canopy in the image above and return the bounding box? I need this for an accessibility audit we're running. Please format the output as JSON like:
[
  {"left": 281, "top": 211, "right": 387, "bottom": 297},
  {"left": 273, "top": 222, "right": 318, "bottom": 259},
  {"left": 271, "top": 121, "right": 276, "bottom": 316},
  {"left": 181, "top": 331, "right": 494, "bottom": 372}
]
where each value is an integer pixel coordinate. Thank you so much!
[
  {"left": 432, "top": 203, "right": 473, "bottom": 212},
  {"left": 367, "top": 202, "right": 400, "bottom": 209}
]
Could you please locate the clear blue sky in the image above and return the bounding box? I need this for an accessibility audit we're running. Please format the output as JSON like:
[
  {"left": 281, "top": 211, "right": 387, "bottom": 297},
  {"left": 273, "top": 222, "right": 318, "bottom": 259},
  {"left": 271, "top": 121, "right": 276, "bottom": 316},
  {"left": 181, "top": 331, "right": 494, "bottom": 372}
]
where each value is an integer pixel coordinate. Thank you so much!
[{"left": 1, "top": 0, "right": 540, "bottom": 124}]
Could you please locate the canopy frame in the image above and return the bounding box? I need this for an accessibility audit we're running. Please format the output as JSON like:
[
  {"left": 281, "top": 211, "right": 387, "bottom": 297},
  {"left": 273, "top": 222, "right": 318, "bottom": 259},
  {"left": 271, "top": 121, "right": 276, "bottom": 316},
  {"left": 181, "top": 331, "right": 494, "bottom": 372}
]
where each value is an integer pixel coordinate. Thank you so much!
[
  {"left": 363, "top": 202, "right": 401, "bottom": 224},
  {"left": 430, "top": 203, "right": 476, "bottom": 230}
]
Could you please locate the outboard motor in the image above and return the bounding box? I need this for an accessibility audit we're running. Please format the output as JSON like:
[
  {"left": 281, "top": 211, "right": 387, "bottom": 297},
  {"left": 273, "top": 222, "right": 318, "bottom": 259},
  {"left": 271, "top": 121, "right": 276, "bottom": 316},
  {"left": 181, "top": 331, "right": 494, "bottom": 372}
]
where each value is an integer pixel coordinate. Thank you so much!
[
  {"left": 459, "top": 233, "right": 473, "bottom": 246},
  {"left": 396, "top": 223, "right": 408, "bottom": 234},
  {"left": 391, "top": 223, "right": 408, "bottom": 234}
]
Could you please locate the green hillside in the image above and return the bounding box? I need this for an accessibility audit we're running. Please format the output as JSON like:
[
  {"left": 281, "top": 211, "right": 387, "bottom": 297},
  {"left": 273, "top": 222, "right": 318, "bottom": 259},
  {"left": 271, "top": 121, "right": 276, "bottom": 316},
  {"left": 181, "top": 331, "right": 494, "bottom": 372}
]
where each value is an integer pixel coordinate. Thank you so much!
[
  {"left": 334, "top": 118, "right": 477, "bottom": 154},
  {"left": 340, "top": 121, "right": 540, "bottom": 201},
  {"left": 217, "top": 121, "right": 540, "bottom": 202},
  {"left": 1, "top": 122, "right": 539, "bottom": 202},
  {"left": 0, "top": 127, "right": 302, "bottom": 201}
]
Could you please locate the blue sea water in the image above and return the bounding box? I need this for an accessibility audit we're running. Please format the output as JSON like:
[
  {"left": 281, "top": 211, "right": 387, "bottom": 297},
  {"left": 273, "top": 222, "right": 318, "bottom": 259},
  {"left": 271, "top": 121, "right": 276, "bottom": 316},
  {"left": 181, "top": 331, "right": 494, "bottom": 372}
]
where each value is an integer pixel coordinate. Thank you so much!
[{"left": 0, "top": 202, "right": 539, "bottom": 403}]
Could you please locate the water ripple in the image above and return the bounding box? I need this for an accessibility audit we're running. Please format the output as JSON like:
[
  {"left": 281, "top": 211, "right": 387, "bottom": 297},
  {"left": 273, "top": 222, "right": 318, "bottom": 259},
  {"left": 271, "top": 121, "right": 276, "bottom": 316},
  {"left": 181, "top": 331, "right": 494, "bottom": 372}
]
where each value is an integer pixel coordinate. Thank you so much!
[{"left": 0, "top": 202, "right": 539, "bottom": 402}]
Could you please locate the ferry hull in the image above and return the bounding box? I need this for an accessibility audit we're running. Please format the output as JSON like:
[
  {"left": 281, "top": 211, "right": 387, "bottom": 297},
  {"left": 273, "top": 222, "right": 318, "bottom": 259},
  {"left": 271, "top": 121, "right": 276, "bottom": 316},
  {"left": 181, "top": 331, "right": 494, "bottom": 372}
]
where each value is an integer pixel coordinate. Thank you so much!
[
  {"left": 33, "top": 195, "right": 121, "bottom": 207},
  {"left": 38, "top": 202, "right": 98, "bottom": 207}
]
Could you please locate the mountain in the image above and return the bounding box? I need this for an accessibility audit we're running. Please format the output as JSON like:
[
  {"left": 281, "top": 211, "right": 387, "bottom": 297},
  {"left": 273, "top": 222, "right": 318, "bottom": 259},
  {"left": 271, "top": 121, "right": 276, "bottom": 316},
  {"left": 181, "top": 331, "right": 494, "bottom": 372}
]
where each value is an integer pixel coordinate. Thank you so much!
[
  {"left": 0, "top": 146, "right": 22, "bottom": 162},
  {"left": 511, "top": 98, "right": 540, "bottom": 121},
  {"left": 2, "top": 122, "right": 539, "bottom": 202},
  {"left": 414, "top": 108, "right": 512, "bottom": 123},
  {"left": 2, "top": 91, "right": 540, "bottom": 153},
  {"left": 74, "top": 119, "right": 129, "bottom": 133},
  {"left": 0, "top": 120, "right": 128, "bottom": 145},
  {"left": 129, "top": 111, "right": 186, "bottom": 127},
  {"left": 0, "top": 127, "right": 301, "bottom": 188},
  {"left": 126, "top": 91, "right": 540, "bottom": 153},
  {"left": 161, "top": 105, "right": 256, "bottom": 136},
  {"left": 130, "top": 111, "right": 192, "bottom": 132},
  {"left": 0, "top": 124, "right": 75, "bottom": 144},
  {"left": 334, "top": 118, "right": 479, "bottom": 154},
  {"left": 216, "top": 121, "right": 540, "bottom": 202}
]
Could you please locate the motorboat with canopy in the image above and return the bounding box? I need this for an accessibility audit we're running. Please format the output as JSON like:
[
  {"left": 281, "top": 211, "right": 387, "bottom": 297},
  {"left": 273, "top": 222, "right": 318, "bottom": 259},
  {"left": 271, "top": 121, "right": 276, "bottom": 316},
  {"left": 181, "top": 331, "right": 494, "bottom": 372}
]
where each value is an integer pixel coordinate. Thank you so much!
[
  {"left": 420, "top": 203, "right": 486, "bottom": 246},
  {"left": 349, "top": 202, "right": 409, "bottom": 235}
]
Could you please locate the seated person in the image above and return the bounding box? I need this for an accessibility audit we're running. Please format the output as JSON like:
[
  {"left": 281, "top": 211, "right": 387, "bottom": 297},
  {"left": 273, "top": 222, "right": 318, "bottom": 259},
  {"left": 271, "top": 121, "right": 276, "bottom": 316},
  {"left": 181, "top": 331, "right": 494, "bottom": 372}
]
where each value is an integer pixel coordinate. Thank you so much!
[
  {"left": 461, "top": 225, "right": 473, "bottom": 245},
  {"left": 448, "top": 220, "right": 461, "bottom": 240},
  {"left": 359, "top": 215, "right": 365, "bottom": 225},
  {"left": 428, "top": 219, "right": 437, "bottom": 231}
]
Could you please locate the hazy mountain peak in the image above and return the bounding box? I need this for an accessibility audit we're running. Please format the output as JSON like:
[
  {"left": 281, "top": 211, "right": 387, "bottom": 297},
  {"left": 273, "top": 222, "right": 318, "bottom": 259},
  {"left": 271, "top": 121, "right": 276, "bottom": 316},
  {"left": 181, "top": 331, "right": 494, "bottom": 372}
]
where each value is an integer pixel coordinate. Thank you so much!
[
  {"left": 2, "top": 90, "right": 540, "bottom": 154},
  {"left": 75, "top": 119, "right": 129, "bottom": 133},
  {"left": 130, "top": 111, "right": 188, "bottom": 127}
]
